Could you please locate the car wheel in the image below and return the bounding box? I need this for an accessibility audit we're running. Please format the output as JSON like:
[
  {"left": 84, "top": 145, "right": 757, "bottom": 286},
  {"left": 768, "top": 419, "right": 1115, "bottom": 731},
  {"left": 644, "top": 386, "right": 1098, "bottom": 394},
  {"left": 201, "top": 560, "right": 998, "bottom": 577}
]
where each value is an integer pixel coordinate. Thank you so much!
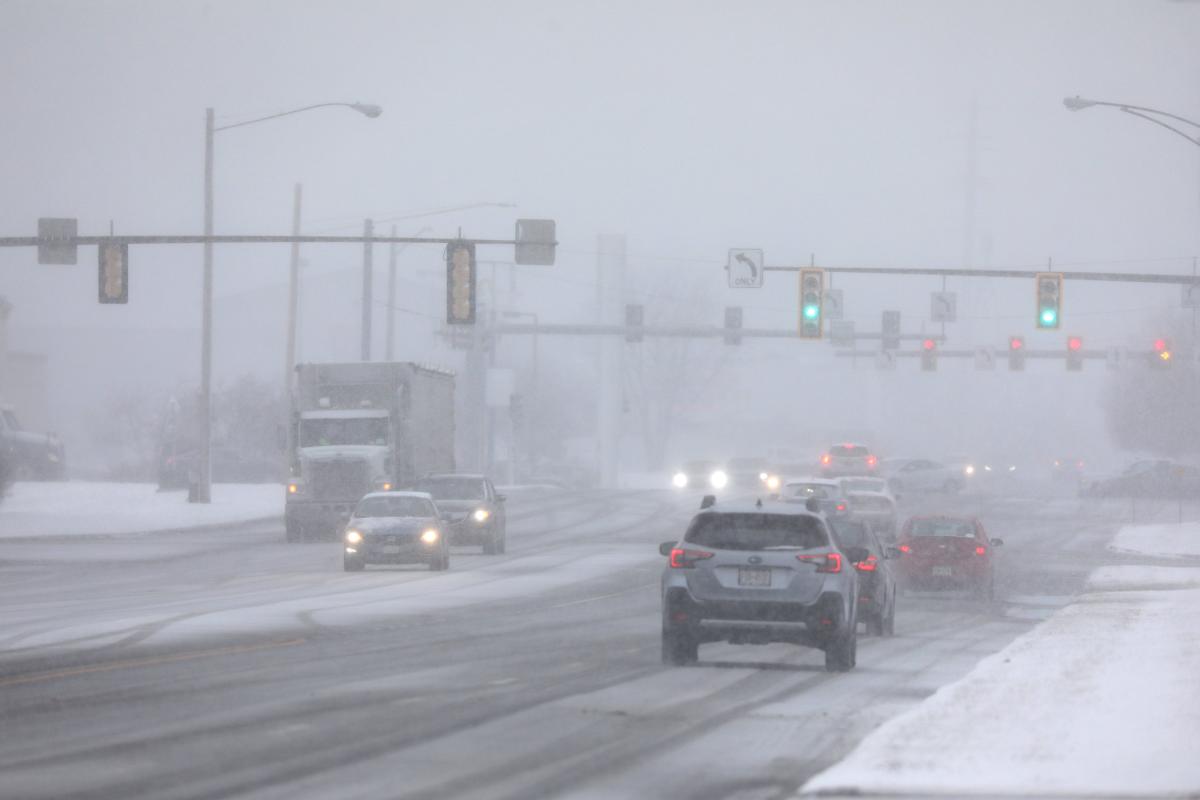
[
  {"left": 825, "top": 624, "right": 857, "bottom": 672},
  {"left": 661, "top": 626, "right": 699, "bottom": 666},
  {"left": 343, "top": 557, "right": 364, "bottom": 572}
]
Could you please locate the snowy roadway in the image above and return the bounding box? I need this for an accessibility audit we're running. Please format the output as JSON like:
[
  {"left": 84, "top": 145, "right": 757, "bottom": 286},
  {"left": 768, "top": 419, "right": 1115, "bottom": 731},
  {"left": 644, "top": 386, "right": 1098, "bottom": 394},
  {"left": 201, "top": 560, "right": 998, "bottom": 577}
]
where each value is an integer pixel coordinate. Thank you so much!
[{"left": 0, "top": 487, "right": 1173, "bottom": 799}]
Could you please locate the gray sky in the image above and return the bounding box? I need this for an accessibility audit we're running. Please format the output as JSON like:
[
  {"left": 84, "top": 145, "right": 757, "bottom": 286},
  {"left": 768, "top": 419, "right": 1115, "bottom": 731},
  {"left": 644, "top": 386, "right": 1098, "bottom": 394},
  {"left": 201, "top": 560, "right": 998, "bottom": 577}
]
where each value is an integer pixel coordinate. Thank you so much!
[{"left": 1, "top": 0, "right": 1197, "bottom": 464}]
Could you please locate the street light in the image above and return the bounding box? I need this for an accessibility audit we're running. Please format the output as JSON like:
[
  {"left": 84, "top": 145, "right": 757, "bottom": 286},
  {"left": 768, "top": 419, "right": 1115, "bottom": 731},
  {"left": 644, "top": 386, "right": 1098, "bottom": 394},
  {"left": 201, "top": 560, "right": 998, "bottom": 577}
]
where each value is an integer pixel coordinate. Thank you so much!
[
  {"left": 198, "top": 101, "right": 381, "bottom": 504},
  {"left": 501, "top": 310, "right": 540, "bottom": 470},
  {"left": 1062, "top": 95, "right": 1200, "bottom": 147}
]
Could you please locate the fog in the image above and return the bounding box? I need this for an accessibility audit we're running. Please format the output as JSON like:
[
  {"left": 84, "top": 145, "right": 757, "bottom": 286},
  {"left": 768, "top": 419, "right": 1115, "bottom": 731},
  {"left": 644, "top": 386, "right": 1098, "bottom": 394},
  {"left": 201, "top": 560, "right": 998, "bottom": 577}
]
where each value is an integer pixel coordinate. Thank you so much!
[{"left": 2, "top": 0, "right": 1198, "bottom": 476}]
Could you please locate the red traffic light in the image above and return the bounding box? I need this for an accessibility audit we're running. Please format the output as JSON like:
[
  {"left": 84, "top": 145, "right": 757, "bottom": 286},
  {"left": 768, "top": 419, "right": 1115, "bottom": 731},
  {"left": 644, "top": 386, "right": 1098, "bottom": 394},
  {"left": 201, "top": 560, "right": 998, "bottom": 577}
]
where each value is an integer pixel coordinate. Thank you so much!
[
  {"left": 922, "top": 338, "right": 936, "bottom": 351},
  {"left": 1154, "top": 338, "right": 1168, "bottom": 352},
  {"left": 1067, "top": 336, "right": 1083, "bottom": 351},
  {"left": 1009, "top": 337, "right": 1024, "bottom": 351}
]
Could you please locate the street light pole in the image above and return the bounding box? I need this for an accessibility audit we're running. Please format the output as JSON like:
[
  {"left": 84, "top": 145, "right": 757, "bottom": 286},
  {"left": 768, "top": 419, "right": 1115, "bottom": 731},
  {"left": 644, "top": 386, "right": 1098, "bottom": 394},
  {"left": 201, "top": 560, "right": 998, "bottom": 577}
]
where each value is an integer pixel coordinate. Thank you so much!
[
  {"left": 1063, "top": 96, "right": 1200, "bottom": 147},
  {"left": 195, "top": 102, "right": 381, "bottom": 504},
  {"left": 361, "top": 218, "right": 374, "bottom": 361}
]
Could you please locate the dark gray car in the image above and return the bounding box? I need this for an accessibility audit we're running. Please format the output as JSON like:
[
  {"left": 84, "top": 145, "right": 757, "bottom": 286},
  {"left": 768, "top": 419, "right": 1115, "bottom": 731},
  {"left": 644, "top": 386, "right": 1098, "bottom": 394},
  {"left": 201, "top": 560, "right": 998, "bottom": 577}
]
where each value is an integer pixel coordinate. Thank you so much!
[
  {"left": 411, "top": 474, "right": 507, "bottom": 553},
  {"left": 659, "top": 500, "right": 865, "bottom": 671}
]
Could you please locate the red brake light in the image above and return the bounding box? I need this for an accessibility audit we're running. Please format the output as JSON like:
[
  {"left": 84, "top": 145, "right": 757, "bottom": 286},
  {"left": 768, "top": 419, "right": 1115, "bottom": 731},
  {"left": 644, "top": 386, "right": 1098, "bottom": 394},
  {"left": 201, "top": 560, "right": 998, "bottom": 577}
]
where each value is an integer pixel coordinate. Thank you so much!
[
  {"left": 898, "top": 544, "right": 911, "bottom": 553},
  {"left": 669, "top": 547, "right": 713, "bottom": 569},
  {"left": 866, "top": 455, "right": 878, "bottom": 467},
  {"left": 835, "top": 503, "right": 847, "bottom": 512},
  {"left": 855, "top": 554, "right": 878, "bottom": 572},
  {"left": 975, "top": 545, "right": 987, "bottom": 556},
  {"left": 798, "top": 552, "right": 842, "bottom": 573}
]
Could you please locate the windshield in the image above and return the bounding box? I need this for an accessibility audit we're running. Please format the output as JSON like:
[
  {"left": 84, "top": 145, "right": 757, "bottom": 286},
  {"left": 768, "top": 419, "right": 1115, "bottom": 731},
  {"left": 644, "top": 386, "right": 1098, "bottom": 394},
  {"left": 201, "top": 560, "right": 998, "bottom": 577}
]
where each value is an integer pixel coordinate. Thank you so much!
[
  {"left": 908, "top": 519, "right": 976, "bottom": 538},
  {"left": 300, "top": 417, "right": 388, "bottom": 447},
  {"left": 411, "top": 478, "right": 486, "bottom": 500},
  {"left": 354, "top": 496, "right": 436, "bottom": 518},
  {"left": 684, "top": 513, "right": 828, "bottom": 550}
]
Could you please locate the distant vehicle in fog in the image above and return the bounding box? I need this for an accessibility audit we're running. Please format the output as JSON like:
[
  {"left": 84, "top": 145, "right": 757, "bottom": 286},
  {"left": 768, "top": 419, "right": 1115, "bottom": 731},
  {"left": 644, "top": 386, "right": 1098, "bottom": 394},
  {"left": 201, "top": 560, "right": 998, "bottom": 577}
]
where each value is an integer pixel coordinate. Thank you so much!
[
  {"left": 819, "top": 443, "right": 878, "bottom": 477},
  {"left": 895, "top": 515, "right": 1002, "bottom": 600},
  {"left": 836, "top": 477, "right": 898, "bottom": 539},
  {"left": 410, "top": 473, "right": 507, "bottom": 554},
  {"left": 671, "top": 459, "right": 728, "bottom": 490},
  {"left": 880, "top": 458, "right": 963, "bottom": 494},
  {"left": 0, "top": 405, "right": 65, "bottom": 481},
  {"left": 725, "top": 456, "right": 773, "bottom": 489},
  {"left": 781, "top": 477, "right": 850, "bottom": 517},
  {"left": 1082, "top": 459, "right": 1200, "bottom": 499},
  {"left": 829, "top": 516, "right": 898, "bottom": 636}
]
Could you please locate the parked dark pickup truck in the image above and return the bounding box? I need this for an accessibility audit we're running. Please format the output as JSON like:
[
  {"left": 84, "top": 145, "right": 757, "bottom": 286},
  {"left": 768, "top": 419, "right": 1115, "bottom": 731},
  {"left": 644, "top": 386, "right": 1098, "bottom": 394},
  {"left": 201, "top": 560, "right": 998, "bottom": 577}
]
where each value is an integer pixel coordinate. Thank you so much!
[{"left": 0, "top": 406, "right": 65, "bottom": 480}]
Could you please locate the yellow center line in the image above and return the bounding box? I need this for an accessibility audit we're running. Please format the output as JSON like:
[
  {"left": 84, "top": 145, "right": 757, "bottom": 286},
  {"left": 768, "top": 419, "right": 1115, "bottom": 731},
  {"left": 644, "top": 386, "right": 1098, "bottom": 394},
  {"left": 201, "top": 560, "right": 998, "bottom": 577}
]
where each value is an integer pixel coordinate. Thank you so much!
[{"left": 0, "top": 637, "right": 307, "bottom": 688}]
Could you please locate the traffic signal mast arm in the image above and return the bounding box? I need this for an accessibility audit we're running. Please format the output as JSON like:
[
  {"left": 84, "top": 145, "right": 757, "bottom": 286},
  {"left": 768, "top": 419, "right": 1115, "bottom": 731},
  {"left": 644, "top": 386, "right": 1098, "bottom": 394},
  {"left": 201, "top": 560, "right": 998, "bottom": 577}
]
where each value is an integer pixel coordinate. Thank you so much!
[{"left": 758, "top": 263, "right": 1200, "bottom": 287}]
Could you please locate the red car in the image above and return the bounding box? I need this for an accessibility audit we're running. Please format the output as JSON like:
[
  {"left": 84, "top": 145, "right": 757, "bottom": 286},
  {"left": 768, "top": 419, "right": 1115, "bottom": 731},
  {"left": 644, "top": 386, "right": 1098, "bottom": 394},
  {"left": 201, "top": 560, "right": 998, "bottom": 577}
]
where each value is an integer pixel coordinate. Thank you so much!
[{"left": 896, "top": 515, "right": 1003, "bottom": 600}]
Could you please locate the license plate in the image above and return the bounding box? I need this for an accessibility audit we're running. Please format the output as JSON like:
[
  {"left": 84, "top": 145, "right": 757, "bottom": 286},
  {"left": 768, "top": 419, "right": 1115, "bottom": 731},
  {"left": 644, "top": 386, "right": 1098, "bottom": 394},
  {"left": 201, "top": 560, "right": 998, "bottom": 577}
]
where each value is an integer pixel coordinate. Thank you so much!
[
  {"left": 382, "top": 545, "right": 402, "bottom": 554},
  {"left": 738, "top": 567, "right": 771, "bottom": 587},
  {"left": 932, "top": 566, "right": 953, "bottom": 577}
]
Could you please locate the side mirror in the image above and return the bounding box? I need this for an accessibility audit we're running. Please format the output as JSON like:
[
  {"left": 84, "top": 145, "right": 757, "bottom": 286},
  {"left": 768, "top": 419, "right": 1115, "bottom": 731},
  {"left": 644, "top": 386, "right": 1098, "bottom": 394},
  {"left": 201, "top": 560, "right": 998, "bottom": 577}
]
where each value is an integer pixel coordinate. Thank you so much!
[
  {"left": 659, "top": 541, "right": 676, "bottom": 556},
  {"left": 844, "top": 545, "right": 870, "bottom": 564},
  {"left": 990, "top": 538, "right": 1004, "bottom": 546},
  {"left": 496, "top": 494, "right": 507, "bottom": 503},
  {"left": 805, "top": 497, "right": 820, "bottom": 513},
  {"left": 700, "top": 494, "right": 716, "bottom": 509}
]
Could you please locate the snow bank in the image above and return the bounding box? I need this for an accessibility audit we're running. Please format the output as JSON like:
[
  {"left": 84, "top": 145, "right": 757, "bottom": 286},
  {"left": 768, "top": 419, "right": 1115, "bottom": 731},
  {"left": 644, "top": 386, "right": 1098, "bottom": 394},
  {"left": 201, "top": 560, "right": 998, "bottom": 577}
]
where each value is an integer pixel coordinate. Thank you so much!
[
  {"left": 801, "top": 526, "right": 1200, "bottom": 798},
  {"left": 1109, "top": 521, "right": 1200, "bottom": 559},
  {"left": 0, "top": 481, "right": 281, "bottom": 538}
]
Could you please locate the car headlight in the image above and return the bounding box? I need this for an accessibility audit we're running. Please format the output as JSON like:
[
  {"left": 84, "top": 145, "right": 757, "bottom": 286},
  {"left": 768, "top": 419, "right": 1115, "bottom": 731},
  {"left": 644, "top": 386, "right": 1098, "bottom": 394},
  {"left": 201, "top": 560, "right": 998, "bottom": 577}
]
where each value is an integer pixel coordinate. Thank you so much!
[
  {"left": 473, "top": 508, "right": 490, "bottom": 523},
  {"left": 765, "top": 474, "right": 781, "bottom": 491},
  {"left": 421, "top": 529, "right": 440, "bottom": 544},
  {"left": 710, "top": 470, "right": 728, "bottom": 489},
  {"left": 672, "top": 472, "right": 688, "bottom": 489},
  {"left": 759, "top": 472, "right": 769, "bottom": 481},
  {"left": 288, "top": 482, "right": 300, "bottom": 494},
  {"left": 345, "top": 530, "right": 363, "bottom": 544},
  {"left": 964, "top": 465, "right": 975, "bottom": 476}
]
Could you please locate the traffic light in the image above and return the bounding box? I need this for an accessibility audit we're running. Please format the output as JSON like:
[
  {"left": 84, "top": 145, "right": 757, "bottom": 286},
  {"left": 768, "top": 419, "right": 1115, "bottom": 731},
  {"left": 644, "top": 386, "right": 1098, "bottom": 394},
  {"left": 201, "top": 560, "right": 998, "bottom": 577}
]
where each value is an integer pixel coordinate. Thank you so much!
[
  {"left": 1066, "top": 336, "right": 1083, "bottom": 371},
  {"left": 1036, "top": 272, "right": 1062, "bottom": 329},
  {"left": 1009, "top": 336, "right": 1025, "bottom": 371},
  {"left": 920, "top": 338, "right": 937, "bottom": 371},
  {"left": 1152, "top": 338, "right": 1173, "bottom": 367},
  {"left": 625, "top": 304, "right": 644, "bottom": 343},
  {"left": 445, "top": 241, "right": 476, "bottom": 324},
  {"left": 724, "top": 306, "right": 743, "bottom": 345},
  {"left": 98, "top": 241, "right": 128, "bottom": 304},
  {"left": 799, "top": 268, "right": 824, "bottom": 339}
]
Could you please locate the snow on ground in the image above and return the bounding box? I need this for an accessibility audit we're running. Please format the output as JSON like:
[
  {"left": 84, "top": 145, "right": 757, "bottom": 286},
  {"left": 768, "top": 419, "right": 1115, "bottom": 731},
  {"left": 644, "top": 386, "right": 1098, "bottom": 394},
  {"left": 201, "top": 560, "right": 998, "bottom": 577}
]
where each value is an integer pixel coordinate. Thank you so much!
[
  {"left": 1109, "top": 520, "right": 1200, "bottom": 559},
  {"left": 800, "top": 523, "right": 1200, "bottom": 798},
  {"left": 0, "top": 481, "right": 282, "bottom": 539}
]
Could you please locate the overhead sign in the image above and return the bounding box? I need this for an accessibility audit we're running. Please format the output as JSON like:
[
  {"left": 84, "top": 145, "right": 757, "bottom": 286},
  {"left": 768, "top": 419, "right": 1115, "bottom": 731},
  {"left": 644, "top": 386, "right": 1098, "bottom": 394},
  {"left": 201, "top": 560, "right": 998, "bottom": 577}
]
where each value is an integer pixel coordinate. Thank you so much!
[
  {"left": 931, "top": 291, "right": 957, "bottom": 322},
  {"left": 824, "top": 289, "right": 844, "bottom": 321},
  {"left": 726, "top": 248, "right": 764, "bottom": 288},
  {"left": 974, "top": 347, "right": 994, "bottom": 371},
  {"left": 37, "top": 217, "right": 77, "bottom": 265},
  {"left": 830, "top": 320, "right": 855, "bottom": 347},
  {"left": 514, "top": 219, "right": 556, "bottom": 265}
]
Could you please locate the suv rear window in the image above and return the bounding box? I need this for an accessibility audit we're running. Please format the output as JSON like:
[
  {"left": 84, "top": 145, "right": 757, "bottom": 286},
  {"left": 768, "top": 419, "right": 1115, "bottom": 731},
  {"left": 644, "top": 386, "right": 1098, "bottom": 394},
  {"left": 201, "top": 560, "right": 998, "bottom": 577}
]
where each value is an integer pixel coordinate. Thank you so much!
[
  {"left": 830, "top": 445, "right": 870, "bottom": 457},
  {"left": 909, "top": 519, "right": 975, "bottom": 538},
  {"left": 684, "top": 513, "right": 829, "bottom": 551}
]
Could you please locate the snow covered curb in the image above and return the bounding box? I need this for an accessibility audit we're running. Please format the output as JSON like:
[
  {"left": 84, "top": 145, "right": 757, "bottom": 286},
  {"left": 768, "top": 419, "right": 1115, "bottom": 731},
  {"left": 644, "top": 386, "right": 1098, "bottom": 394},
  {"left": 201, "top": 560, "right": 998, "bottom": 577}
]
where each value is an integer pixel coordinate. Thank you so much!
[
  {"left": 799, "top": 524, "right": 1200, "bottom": 798},
  {"left": 0, "top": 481, "right": 282, "bottom": 539},
  {"left": 1108, "top": 521, "right": 1200, "bottom": 559}
]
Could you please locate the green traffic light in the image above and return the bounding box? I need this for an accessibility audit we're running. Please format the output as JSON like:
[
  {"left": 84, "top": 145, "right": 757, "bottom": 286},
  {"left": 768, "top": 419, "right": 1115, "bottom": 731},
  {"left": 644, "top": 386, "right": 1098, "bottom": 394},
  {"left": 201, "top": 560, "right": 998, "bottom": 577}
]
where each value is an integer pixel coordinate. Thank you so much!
[
  {"left": 803, "top": 305, "right": 820, "bottom": 320},
  {"left": 1039, "top": 308, "right": 1057, "bottom": 327}
]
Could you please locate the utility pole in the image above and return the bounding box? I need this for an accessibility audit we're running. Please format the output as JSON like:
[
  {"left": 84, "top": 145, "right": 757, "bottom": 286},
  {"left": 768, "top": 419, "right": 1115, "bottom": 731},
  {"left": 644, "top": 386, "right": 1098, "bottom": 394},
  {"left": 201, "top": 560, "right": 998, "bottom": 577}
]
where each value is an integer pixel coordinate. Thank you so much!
[
  {"left": 385, "top": 224, "right": 397, "bottom": 362},
  {"left": 284, "top": 183, "right": 302, "bottom": 390},
  {"left": 596, "top": 234, "right": 626, "bottom": 489},
  {"left": 360, "top": 218, "right": 374, "bottom": 361},
  {"left": 197, "top": 107, "right": 214, "bottom": 503}
]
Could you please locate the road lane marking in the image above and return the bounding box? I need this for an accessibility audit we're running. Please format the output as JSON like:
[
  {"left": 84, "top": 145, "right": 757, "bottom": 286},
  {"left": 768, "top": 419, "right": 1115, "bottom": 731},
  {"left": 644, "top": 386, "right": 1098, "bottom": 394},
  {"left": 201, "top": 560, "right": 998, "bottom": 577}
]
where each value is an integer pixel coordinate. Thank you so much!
[{"left": 0, "top": 637, "right": 306, "bottom": 688}]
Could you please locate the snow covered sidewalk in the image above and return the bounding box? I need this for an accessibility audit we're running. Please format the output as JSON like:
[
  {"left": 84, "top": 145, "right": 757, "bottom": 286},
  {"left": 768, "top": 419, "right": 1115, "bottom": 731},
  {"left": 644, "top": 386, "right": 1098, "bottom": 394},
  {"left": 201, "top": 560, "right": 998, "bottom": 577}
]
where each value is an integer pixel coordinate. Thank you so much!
[
  {"left": 801, "top": 523, "right": 1200, "bottom": 798},
  {"left": 0, "top": 481, "right": 282, "bottom": 539}
]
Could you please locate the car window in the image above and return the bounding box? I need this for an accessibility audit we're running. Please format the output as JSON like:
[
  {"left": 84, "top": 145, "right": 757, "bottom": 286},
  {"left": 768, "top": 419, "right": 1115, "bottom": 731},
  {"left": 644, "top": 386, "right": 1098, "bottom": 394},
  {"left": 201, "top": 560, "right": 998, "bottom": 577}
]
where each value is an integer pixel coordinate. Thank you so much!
[
  {"left": 354, "top": 496, "right": 436, "bottom": 518},
  {"left": 786, "top": 483, "right": 835, "bottom": 499},
  {"left": 412, "top": 478, "right": 486, "bottom": 500},
  {"left": 684, "top": 513, "right": 829, "bottom": 551},
  {"left": 908, "top": 518, "right": 976, "bottom": 538}
]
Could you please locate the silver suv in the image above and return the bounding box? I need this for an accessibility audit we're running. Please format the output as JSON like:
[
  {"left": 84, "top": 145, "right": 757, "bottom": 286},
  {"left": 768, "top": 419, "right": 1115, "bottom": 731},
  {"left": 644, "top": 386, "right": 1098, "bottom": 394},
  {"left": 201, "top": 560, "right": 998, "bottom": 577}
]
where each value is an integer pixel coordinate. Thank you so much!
[{"left": 658, "top": 499, "right": 865, "bottom": 671}]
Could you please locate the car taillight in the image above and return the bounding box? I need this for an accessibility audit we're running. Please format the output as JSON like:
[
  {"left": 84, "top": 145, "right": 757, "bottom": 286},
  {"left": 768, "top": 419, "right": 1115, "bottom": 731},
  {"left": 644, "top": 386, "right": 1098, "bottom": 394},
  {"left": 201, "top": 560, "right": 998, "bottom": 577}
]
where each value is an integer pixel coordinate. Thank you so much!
[
  {"left": 855, "top": 554, "right": 878, "bottom": 572},
  {"left": 669, "top": 548, "right": 714, "bottom": 569},
  {"left": 820, "top": 454, "right": 832, "bottom": 466},
  {"left": 866, "top": 455, "right": 878, "bottom": 467},
  {"left": 835, "top": 502, "right": 847, "bottom": 512},
  {"left": 797, "top": 552, "right": 842, "bottom": 573},
  {"left": 975, "top": 545, "right": 987, "bottom": 555},
  {"left": 898, "top": 544, "right": 911, "bottom": 554}
]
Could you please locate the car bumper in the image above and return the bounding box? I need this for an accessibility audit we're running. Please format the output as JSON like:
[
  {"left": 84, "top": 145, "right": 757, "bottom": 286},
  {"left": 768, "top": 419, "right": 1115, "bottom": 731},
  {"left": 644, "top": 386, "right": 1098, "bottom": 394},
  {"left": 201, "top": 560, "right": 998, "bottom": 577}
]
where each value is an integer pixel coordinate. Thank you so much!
[
  {"left": 663, "top": 587, "right": 850, "bottom": 646},
  {"left": 346, "top": 537, "right": 441, "bottom": 564}
]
